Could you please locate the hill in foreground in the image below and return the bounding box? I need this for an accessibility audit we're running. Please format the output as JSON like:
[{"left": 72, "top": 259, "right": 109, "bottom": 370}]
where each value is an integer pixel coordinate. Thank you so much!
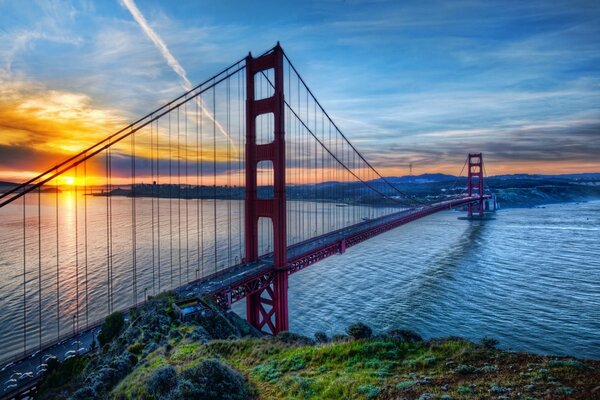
[{"left": 37, "top": 293, "right": 600, "bottom": 399}]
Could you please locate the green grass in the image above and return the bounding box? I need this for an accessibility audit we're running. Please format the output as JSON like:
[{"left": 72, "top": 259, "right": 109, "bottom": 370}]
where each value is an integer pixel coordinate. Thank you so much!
[
  {"left": 108, "top": 334, "right": 600, "bottom": 399},
  {"left": 36, "top": 294, "right": 600, "bottom": 399}
]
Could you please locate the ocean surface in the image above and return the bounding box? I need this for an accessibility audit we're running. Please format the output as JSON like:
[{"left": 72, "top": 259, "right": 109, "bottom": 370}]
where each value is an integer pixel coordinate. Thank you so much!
[
  {"left": 1, "top": 196, "right": 599, "bottom": 364},
  {"left": 277, "top": 201, "right": 600, "bottom": 359}
]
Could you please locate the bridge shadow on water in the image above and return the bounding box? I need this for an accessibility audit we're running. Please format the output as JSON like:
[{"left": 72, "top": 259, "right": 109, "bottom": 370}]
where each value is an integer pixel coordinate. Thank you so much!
[{"left": 383, "top": 218, "right": 488, "bottom": 331}]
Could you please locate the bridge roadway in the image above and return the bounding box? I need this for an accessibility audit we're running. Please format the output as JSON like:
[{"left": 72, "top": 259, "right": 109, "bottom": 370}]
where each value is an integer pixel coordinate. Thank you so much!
[
  {"left": 0, "top": 195, "right": 485, "bottom": 400},
  {"left": 180, "top": 196, "right": 487, "bottom": 306}
]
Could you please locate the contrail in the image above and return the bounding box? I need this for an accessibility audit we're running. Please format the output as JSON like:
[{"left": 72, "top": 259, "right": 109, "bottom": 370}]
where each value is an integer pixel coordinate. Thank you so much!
[{"left": 121, "top": 0, "right": 236, "bottom": 151}]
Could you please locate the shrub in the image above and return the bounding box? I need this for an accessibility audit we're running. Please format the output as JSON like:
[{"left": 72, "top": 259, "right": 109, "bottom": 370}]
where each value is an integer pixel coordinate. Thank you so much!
[
  {"left": 346, "top": 322, "right": 372, "bottom": 340},
  {"left": 127, "top": 342, "right": 144, "bottom": 355},
  {"left": 252, "top": 361, "right": 283, "bottom": 383},
  {"left": 275, "top": 331, "right": 315, "bottom": 345},
  {"left": 143, "top": 342, "right": 159, "bottom": 357},
  {"left": 42, "top": 355, "right": 89, "bottom": 389},
  {"left": 455, "top": 364, "right": 477, "bottom": 375},
  {"left": 457, "top": 385, "right": 474, "bottom": 394},
  {"left": 357, "top": 384, "right": 381, "bottom": 399},
  {"left": 386, "top": 329, "right": 422, "bottom": 342},
  {"left": 481, "top": 336, "right": 499, "bottom": 349},
  {"left": 182, "top": 359, "right": 251, "bottom": 399},
  {"left": 145, "top": 365, "right": 178, "bottom": 396},
  {"left": 98, "top": 312, "right": 125, "bottom": 346},
  {"left": 70, "top": 386, "right": 97, "bottom": 400},
  {"left": 330, "top": 334, "right": 348, "bottom": 342},
  {"left": 88, "top": 367, "right": 119, "bottom": 392},
  {"left": 396, "top": 380, "right": 415, "bottom": 390},
  {"left": 548, "top": 359, "right": 592, "bottom": 370},
  {"left": 314, "top": 331, "right": 329, "bottom": 344}
]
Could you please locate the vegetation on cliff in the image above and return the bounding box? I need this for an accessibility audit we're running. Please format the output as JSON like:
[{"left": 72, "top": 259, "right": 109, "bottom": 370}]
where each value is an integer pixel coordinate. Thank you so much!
[{"left": 36, "top": 293, "right": 600, "bottom": 399}]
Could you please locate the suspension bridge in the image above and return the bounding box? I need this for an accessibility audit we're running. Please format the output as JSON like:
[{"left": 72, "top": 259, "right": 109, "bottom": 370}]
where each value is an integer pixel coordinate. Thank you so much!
[{"left": 0, "top": 43, "right": 492, "bottom": 397}]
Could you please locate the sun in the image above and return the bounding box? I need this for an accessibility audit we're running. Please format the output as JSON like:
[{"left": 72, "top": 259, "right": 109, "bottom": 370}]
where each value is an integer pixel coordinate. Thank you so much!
[{"left": 63, "top": 176, "right": 75, "bottom": 186}]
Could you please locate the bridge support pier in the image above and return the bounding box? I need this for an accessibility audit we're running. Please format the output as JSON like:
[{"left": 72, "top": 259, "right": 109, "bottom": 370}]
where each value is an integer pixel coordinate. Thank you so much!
[
  {"left": 467, "top": 153, "right": 484, "bottom": 218},
  {"left": 244, "top": 44, "right": 289, "bottom": 334}
]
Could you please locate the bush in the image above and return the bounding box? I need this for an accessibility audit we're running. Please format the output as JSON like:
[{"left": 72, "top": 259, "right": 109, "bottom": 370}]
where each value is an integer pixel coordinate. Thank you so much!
[
  {"left": 145, "top": 365, "right": 178, "bottom": 396},
  {"left": 455, "top": 364, "right": 477, "bottom": 375},
  {"left": 98, "top": 312, "right": 125, "bottom": 346},
  {"left": 69, "top": 386, "right": 97, "bottom": 400},
  {"left": 127, "top": 342, "right": 145, "bottom": 355},
  {"left": 275, "top": 331, "right": 315, "bottom": 345},
  {"left": 548, "top": 359, "right": 592, "bottom": 370},
  {"left": 346, "top": 322, "right": 372, "bottom": 340},
  {"left": 386, "top": 329, "right": 422, "bottom": 343},
  {"left": 330, "top": 334, "right": 348, "bottom": 342},
  {"left": 87, "top": 367, "right": 119, "bottom": 392},
  {"left": 481, "top": 336, "right": 499, "bottom": 349},
  {"left": 357, "top": 384, "right": 382, "bottom": 399},
  {"left": 182, "top": 359, "right": 251, "bottom": 399},
  {"left": 314, "top": 331, "right": 329, "bottom": 344},
  {"left": 42, "top": 355, "right": 89, "bottom": 389}
]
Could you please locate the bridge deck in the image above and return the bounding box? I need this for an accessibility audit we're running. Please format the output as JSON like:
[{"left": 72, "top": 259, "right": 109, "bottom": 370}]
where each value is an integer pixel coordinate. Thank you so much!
[{"left": 181, "top": 196, "right": 485, "bottom": 305}]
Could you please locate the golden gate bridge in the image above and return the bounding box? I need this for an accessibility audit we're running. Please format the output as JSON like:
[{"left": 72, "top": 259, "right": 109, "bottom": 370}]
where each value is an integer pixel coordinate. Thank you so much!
[{"left": 0, "top": 43, "right": 492, "bottom": 397}]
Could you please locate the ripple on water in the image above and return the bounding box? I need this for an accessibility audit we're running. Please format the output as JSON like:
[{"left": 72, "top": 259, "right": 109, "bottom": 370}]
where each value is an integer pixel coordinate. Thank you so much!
[{"left": 284, "top": 202, "right": 600, "bottom": 359}]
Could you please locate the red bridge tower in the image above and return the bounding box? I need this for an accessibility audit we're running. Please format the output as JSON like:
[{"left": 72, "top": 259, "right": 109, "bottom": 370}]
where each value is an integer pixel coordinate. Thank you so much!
[
  {"left": 467, "top": 153, "right": 485, "bottom": 218},
  {"left": 244, "top": 44, "right": 289, "bottom": 334}
]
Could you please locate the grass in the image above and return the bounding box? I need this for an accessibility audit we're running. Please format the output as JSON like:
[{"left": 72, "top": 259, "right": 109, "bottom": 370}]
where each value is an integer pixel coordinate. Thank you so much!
[
  {"left": 112, "top": 333, "right": 600, "bottom": 399},
  {"left": 35, "top": 294, "right": 600, "bottom": 399}
]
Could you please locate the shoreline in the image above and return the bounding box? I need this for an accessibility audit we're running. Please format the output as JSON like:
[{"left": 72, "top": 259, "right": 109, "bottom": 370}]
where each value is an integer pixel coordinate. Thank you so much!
[{"left": 32, "top": 295, "right": 600, "bottom": 400}]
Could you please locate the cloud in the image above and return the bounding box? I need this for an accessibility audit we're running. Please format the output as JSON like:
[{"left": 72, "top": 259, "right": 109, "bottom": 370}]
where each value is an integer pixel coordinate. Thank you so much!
[
  {"left": 120, "top": 0, "right": 190, "bottom": 86},
  {"left": 0, "top": 75, "right": 127, "bottom": 180},
  {"left": 120, "top": 0, "right": 236, "bottom": 151}
]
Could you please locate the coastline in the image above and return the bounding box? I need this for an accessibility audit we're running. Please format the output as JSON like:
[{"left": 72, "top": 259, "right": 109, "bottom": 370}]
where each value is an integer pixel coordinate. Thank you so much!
[{"left": 32, "top": 295, "right": 600, "bottom": 400}]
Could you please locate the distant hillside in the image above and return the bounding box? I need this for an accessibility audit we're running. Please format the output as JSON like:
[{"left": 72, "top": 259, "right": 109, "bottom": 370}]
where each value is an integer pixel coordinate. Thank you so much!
[
  {"left": 373, "top": 173, "right": 457, "bottom": 184},
  {"left": 0, "top": 181, "right": 17, "bottom": 186}
]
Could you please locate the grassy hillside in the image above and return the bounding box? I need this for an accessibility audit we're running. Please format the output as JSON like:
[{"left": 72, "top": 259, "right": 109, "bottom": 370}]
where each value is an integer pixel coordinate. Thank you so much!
[{"left": 37, "top": 293, "right": 600, "bottom": 399}]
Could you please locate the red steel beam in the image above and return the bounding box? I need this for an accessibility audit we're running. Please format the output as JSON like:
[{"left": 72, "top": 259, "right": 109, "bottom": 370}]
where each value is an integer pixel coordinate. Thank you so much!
[{"left": 213, "top": 196, "right": 487, "bottom": 309}]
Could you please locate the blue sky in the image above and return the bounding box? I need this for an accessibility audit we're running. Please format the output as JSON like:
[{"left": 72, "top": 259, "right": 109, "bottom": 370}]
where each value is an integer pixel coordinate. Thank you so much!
[{"left": 0, "top": 0, "right": 599, "bottom": 177}]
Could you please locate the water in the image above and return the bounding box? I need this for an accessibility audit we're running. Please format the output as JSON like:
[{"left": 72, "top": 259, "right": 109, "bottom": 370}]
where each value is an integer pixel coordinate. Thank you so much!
[
  {"left": 1, "top": 195, "right": 599, "bottom": 363},
  {"left": 0, "top": 191, "right": 394, "bottom": 363},
  {"left": 280, "top": 201, "right": 600, "bottom": 359}
]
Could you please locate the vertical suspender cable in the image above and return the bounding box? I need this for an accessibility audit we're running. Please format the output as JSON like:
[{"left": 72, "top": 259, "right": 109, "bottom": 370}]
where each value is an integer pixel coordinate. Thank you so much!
[
  {"left": 196, "top": 98, "right": 200, "bottom": 280},
  {"left": 178, "top": 107, "right": 182, "bottom": 287},
  {"left": 213, "top": 84, "right": 217, "bottom": 273},
  {"left": 151, "top": 120, "right": 155, "bottom": 295},
  {"left": 84, "top": 160, "right": 89, "bottom": 328},
  {"left": 200, "top": 97, "right": 205, "bottom": 278},
  {"left": 23, "top": 195, "right": 26, "bottom": 356},
  {"left": 55, "top": 168, "right": 60, "bottom": 337},
  {"left": 157, "top": 119, "right": 161, "bottom": 292},
  {"left": 37, "top": 186, "right": 42, "bottom": 361},
  {"left": 185, "top": 101, "right": 189, "bottom": 283},
  {"left": 169, "top": 112, "right": 173, "bottom": 289},
  {"left": 75, "top": 166, "right": 79, "bottom": 346}
]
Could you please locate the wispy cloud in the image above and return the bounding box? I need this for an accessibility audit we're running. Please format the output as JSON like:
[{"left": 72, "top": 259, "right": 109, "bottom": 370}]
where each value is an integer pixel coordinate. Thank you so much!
[{"left": 120, "top": 0, "right": 235, "bottom": 149}]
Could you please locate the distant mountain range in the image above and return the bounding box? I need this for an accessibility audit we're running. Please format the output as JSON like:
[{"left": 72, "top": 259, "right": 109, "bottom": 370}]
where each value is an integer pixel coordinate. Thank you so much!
[
  {"left": 374, "top": 172, "right": 600, "bottom": 184},
  {"left": 2, "top": 173, "right": 600, "bottom": 189}
]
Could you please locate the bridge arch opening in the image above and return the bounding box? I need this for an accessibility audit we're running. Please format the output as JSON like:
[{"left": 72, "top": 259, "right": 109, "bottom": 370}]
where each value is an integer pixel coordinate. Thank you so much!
[{"left": 255, "top": 113, "right": 275, "bottom": 144}]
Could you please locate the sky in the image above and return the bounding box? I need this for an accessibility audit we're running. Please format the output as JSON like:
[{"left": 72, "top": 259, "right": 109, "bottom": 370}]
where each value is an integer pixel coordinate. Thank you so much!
[{"left": 0, "top": 0, "right": 599, "bottom": 182}]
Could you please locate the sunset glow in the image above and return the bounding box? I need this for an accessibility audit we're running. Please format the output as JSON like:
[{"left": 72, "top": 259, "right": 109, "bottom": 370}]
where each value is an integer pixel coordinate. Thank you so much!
[{"left": 0, "top": 1, "right": 598, "bottom": 185}]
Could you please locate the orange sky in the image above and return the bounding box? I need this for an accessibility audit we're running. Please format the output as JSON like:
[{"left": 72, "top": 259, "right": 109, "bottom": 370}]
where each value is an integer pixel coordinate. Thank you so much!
[{"left": 1, "top": 78, "right": 599, "bottom": 185}]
